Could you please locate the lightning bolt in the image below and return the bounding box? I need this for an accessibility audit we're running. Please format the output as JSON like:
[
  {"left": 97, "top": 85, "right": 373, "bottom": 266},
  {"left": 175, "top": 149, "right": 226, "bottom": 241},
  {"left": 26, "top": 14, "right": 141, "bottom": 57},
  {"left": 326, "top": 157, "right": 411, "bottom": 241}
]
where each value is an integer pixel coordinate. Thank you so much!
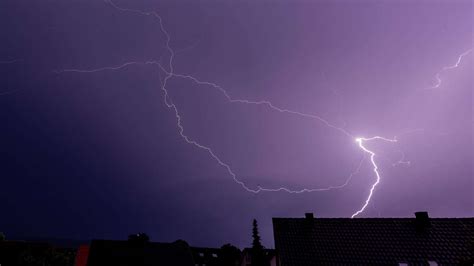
[
  {"left": 53, "top": 0, "right": 472, "bottom": 217},
  {"left": 56, "top": 60, "right": 364, "bottom": 194},
  {"left": 391, "top": 149, "right": 411, "bottom": 167},
  {"left": 351, "top": 136, "right": 397, "bottom": 218},
  {"left": 53, "top": 61, "right": 158, "bottom": 74},
  {"left": 427, "top": 48, "right": 472, "bottom": 89},
  {"left": 57, "top": 0, "right": 358, "bottom": 195}
]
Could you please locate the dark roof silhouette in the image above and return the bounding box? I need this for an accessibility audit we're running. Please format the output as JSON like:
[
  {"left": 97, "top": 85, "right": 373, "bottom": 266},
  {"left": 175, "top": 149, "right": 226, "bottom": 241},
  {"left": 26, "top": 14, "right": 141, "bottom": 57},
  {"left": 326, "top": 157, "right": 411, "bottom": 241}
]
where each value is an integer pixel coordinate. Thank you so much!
[
  {"left": 0, "top": 241, "right": 52, "bottom": 265},
  {"left": 273, "top": 212, "right": 474, "bottom": 265},
  {"left": 0, "top": 240, "right": 76, "bottom": 266},
  {"left": 241, "top": 247, "right": 276, "bottom": 266},
  {"left": 86, "top": 239, "right": 194, "bottom": 266}
]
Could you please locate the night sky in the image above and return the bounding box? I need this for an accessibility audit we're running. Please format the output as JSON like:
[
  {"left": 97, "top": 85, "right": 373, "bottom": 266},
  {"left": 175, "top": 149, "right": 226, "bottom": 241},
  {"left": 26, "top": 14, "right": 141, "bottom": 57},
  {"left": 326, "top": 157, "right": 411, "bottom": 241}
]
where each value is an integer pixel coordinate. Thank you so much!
[{"left": 0, "top": 0, "right": 472, "bottom": 248}]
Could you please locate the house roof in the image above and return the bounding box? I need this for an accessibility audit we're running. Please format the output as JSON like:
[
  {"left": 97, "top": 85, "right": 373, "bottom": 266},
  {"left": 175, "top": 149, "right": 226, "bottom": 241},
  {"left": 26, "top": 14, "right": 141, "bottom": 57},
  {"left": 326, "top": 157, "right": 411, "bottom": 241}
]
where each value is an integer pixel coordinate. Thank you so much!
[{"left": 272, "top": 214, "right": 474, "bottom": 265}]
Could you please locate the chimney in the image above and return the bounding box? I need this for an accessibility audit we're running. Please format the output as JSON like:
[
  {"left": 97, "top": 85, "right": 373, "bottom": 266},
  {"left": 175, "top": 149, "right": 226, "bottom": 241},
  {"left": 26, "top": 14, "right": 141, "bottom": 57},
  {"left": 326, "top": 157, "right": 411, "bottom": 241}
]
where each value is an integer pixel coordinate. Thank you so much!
[
  {"left": 415, "top": 211, "right": 431, "bottom": 229},
  {"left": 305, "top": 213, "right": 314, "bottom": 220}
]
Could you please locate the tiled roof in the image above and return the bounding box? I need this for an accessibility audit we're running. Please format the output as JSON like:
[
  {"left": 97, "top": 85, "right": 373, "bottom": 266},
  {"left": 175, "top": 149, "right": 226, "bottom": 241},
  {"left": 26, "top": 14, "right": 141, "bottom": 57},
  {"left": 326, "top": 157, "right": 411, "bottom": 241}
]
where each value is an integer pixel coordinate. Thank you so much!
[{"left": 273, "top": 215, "right": 474, "bottom": 265}]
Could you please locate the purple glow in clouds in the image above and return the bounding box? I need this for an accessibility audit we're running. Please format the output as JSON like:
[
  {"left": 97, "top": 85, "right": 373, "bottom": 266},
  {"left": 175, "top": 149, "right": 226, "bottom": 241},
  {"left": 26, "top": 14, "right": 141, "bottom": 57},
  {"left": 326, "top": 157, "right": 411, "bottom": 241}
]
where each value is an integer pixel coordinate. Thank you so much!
[
  {"left": 1, "top": 0, "right": 473, "bottom": 247},
  {"left": 54, "top": 0, "right": 473, "bottom": 218}
]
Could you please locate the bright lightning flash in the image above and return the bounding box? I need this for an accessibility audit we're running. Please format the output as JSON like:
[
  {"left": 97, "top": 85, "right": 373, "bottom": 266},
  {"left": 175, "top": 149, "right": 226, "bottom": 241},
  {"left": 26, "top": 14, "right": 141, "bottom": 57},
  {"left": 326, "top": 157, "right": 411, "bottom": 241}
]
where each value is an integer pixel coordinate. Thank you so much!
[{"left": 351, "top": 137, "right": 397, "bottom": 218}]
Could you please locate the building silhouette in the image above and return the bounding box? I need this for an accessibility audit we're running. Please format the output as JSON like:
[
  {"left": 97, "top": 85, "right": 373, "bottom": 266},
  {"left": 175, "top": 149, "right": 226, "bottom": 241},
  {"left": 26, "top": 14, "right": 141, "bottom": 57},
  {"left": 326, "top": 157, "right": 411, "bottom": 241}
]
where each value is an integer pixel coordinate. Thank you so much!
[
  {"left": 80, "top": 239, "right": 194, "bottom": 266},
  {"left": 74, "top": 238, "right": 244, "bottom": 266},
  {"left": 2, "top": 211, "right": 472, "bottom": 265},
  {"left": 272, "top": 212, "right": 473, "bottom": 265},
  {"left": 0, "top": 240, "right": 75, "bottom": 266},
  {"left": 240, "top": 247, "right": 276, "bottom": 266}
]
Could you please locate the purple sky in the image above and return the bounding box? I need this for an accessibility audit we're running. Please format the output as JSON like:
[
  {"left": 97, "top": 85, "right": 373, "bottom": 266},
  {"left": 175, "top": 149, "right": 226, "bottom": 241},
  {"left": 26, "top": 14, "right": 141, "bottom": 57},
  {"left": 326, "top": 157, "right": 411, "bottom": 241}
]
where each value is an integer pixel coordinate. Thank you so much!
[{"left": 0, "top": 0, "right": 472, "bottom": 247}]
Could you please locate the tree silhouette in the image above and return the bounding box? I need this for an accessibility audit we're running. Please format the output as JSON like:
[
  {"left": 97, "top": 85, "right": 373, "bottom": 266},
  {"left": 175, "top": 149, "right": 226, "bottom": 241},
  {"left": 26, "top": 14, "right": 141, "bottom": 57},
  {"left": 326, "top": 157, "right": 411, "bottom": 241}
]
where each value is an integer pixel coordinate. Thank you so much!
[
  {"left": 251, "top": 219, "right": 269, "bottom": 266},
  {"left": 0, "top": 232, "right": 5, "bottom": 241},
  {"left": 219, "top": 243, "right": 241, "bottom": 266}
]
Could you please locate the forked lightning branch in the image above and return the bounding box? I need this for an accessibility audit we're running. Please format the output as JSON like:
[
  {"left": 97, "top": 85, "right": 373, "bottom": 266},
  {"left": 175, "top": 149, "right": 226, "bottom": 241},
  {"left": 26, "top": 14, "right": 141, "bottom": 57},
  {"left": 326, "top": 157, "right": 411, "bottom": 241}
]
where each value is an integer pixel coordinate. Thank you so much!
[{"left": 54, "top": 0, "right": 472, "bottom": 218}]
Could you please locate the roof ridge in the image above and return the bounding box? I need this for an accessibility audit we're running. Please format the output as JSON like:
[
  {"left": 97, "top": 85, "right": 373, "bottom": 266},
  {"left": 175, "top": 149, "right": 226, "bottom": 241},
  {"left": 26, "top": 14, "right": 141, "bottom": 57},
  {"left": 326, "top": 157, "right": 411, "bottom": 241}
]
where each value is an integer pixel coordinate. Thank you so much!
[{"left": 272, "top": 217, "right": 474, "bottom": 219}]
